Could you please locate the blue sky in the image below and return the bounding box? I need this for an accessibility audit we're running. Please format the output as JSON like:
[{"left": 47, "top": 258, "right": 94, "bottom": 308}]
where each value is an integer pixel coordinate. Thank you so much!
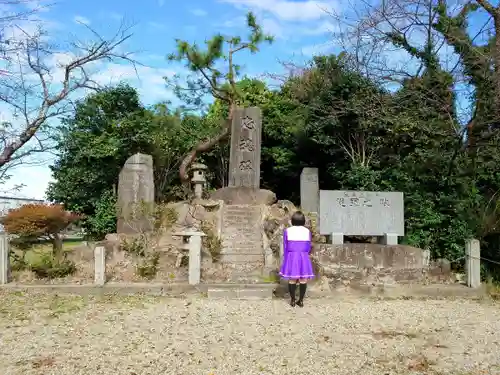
[
  {"left": 4, "top": 0, "right": 341, "bottom": 199},
  {"left": 1, "top": 0, "right": 490, "bottom": 200}
]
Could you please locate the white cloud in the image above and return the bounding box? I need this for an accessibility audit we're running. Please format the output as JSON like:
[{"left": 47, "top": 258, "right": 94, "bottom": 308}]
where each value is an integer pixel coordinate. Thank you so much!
[
  {"left": 148, "top": 21, "right": 165, "bottom": 30},
  {"left": 190, "top": 8, "right": 207, "bottom": 16},
  {"left": 0, "top": 60, "right": 179, "bottom": 200},
  {"left": 73, "top": 15, "right": 91, "bottom": 25},
  {"left": 300, "top": 42, "right": 334, "bottom": 56},
  {"left": 219, "top": 0, "right": 336, "bottom": 21},
  {"left": 90, "top": 63, "right": 177, "bottom": 104}
]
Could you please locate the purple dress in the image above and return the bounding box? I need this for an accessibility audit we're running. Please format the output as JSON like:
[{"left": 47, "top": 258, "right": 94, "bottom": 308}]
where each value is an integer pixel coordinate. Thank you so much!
[{"left": 279, "top": 225, "right": 314, "bottom": 279}]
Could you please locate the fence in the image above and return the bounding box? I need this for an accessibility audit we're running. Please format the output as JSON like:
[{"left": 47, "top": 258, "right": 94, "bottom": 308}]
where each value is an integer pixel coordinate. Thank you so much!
[{"left": 0, "top": 231, "right": 206, "bottom": 286}]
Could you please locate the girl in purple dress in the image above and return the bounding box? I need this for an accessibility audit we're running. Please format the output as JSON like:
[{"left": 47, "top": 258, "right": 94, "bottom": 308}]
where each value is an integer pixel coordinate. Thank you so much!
[{"left": 279, "top": 211, "right": 314, "bottom": 307}]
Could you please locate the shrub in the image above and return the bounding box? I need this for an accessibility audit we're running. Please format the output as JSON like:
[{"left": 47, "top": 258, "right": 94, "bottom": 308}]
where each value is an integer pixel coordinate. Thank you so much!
[
  {"left": 136, "top": 252, "right": 160, "bottom": 279},
  {"left": 201, "top": 221, "right": 222, "bottom": 262},
  {"left": 1, "top": 204, "right": 79, "bottom": 260},
  {"left": 29, "top": 253, "right": 77, "bottom": 279},
  {"left": 85, "top": 190, "right": 117, "bottom": 240}
]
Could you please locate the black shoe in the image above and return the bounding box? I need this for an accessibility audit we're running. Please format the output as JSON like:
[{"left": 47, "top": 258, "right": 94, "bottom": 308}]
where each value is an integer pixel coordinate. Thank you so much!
[
  {"left": 290, "top": 300, "right": 296, "bottom": 307},
  {"left": 296, "top": 299, "right": 304, "bottom": 307}
]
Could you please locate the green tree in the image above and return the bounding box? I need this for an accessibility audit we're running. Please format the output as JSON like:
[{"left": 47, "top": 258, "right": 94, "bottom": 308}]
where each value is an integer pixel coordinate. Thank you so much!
[{"left": 167, "top": 11, "right": 273, "bottom": 183}]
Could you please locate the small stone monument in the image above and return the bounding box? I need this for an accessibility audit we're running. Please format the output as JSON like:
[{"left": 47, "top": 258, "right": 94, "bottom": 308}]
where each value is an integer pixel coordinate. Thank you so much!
[
  {"left": 191, "top": 163, "right": 207, "bottom": 199},
  {"left": 117, "top": 153, "right": 155, "bottom": 234},
  {"left": 300, "top": 167, "right": 319, "bottom": 213}
]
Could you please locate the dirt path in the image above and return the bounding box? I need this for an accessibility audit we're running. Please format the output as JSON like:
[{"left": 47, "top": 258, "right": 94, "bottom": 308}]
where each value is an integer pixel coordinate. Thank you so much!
[{"left": 0, "top": 292, "right": 499, "bottom": 375}]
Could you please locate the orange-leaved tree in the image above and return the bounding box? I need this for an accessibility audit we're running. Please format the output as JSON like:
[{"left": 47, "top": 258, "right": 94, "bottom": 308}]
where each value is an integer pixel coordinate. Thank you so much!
[{"left": 1, "top": 204, "right": 80, "bottom": 260}]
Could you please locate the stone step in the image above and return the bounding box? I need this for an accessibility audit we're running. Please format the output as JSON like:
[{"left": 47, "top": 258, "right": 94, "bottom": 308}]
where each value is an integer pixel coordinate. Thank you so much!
[
  {"left": 225, "top": 204, "right": 262, "bottom": 210},
  {"left": 221, "top": 244, "right": 262, "bottom": 250},
  {"left": 220, "top": 254, "right": 263, "bottom": 262},
  {"left": 222, "top": 216, "right": 258, "bottom": 223},
  {"left": 206, "top": 284, "right": 274, "bottom": 300},
  {"left": 224, "top": 209, "right": 261, "bottom": 215},
  {"left": 222, "top": 238, "right": 261, "bottom": 244}
]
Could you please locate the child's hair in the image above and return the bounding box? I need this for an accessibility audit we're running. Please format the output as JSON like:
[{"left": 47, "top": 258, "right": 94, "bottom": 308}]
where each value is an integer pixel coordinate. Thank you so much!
[{"left": 291, "top": 211, "right": 306, "bottom": 226}]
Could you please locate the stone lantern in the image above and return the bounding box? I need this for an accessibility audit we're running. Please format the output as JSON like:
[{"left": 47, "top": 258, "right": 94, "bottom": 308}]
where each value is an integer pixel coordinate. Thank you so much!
[{"left": 191, "top": 163, "right": 207, "bottom": 199}]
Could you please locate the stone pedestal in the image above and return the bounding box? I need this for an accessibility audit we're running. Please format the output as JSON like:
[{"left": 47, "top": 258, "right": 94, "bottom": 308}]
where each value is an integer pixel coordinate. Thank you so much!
[
  {"left": 379, "top": 233, "right": 398, "bottom": 245},
  {"left": 330, "top": 233, "right": 344, "bottom": 245}
]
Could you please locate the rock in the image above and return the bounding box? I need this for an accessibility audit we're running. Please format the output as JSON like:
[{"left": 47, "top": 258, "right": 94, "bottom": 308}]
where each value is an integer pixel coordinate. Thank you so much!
[
  {"left": 210, "top": 187, "right": 277, "bottom": 205},
  {"left": 429, "top": 258, "right": 452, "bottom": 277},
  {"left": 309, "top": 276, "right": 332, "bottom": 295},
  {"left": 276, "top": 200, "right": 297, "bottom": 214}
]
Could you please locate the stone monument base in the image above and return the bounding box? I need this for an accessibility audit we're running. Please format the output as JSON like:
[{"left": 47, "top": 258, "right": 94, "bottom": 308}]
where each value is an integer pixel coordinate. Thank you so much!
[{"left": 210, "top": 187, "right": 277, "bottom": 205}]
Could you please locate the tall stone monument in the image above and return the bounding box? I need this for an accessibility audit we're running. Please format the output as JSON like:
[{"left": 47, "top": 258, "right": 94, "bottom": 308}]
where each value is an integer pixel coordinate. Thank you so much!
[
  {"left": 117, "top": 153, "right": 155, "bottom": 234},
  {"left": 228, "top": 107, "right": 262, "bottom": 189},
  {"left": 300, "top": 167, "right": 319, "bottom": 213}
]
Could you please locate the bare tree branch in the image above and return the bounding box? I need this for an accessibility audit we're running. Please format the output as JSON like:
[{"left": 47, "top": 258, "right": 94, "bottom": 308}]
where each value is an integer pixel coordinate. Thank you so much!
[{"left": 0, "top": 19, "right": 138, "bottom": 176}]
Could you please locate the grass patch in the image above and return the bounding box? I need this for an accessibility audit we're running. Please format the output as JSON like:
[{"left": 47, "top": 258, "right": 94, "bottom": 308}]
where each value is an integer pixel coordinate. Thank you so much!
[
  {"left": 11, "top": 238, "right": 84, "bottom": 264},
  {"left": 485, "top": 278, "right": 500, "bottom": 300},
  {"left": 45, "top": 295, "right": 86, "bottom": 318}
]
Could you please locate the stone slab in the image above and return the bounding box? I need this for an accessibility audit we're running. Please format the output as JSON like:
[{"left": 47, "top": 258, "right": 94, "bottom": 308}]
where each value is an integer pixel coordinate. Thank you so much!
[
  {"left": 300, "top": 167, "right": 319, "bottom": 213},
  {"left": 207, "top": 288, "right": 238, "bottom": 299},
  {"left": 117, "top": 153, "right": 155, "bottom": 234},
  {"left": 319, "top": 190, "right": 404, "bottom": 236}
]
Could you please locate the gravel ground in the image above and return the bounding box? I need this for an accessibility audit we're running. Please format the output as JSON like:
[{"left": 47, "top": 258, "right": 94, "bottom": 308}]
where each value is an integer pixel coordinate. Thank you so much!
[{"left": 0, "top": 292, "right": 499, "bottom": 375}]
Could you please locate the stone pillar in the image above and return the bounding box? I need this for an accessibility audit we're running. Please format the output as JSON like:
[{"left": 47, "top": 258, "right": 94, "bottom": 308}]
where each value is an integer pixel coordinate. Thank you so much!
[
  {"left": 379, "top": 233, "right": 398, "bottom": 245},
  {"left": 228, "top": 107, "right": 262, "bottom": 188},
  {"left": 279, "top": 234, "right": 284, "bottom": 259},
  {"left": 466, "top": 239, "right": 481, "bottom": 288},
  {"left": 94, "top": 246, "right": 106, "bottom": 286},
  {"left": 191, "top": 163, "right": 207, "bottom": 199},
  {"left": 330, "top": 233, "right": 344, "bottom": 245},
  {"left": 300, "top": 167, "right": 319, "bottom": 213},
  {"left": 117, "top": 153, "right": 155, "bottom": 234},
  {"left": 188, "top": 232, "right": 204, "bottom": 286},
  {"left": 173, "top": 231, "right": 205, "bottom": 285},
  {"left": 0, "top": 233, "right": 9, "bottom": 284}
]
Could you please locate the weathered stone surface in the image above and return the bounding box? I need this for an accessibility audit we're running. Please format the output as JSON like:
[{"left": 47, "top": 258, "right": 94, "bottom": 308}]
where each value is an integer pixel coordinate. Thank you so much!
[
  {"left": 312, "top": 243, "right": 453, "bottom": 288},
  {"left": 429, "top": 258, "right": 452, "bottom": 277},
  {"left": 228, "top": 107, "right": 262, "bottom": 188},
  {"left": 300, "top": 167, "right": 319, "bottom": 213},
  {"left": 319, "top": 190, "right": 404, "bottom": 236},
  {"left": 117, "top": 153, "right": 155, "bottom": 234},
  {"left": 210, "top": 187, "right": 276, "bottom": 205},
  {"left": 220, "top": 205, "right": 263, "bottom": 269}
]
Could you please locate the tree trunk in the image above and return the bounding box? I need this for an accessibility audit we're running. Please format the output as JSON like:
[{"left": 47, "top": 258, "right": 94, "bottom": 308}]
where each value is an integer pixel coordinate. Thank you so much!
[
  {"left": 51, "top": 233, "right": 64, "bottom": 262},
  {"left": 179, "top": 104, "right": 235, "bottom": 183},
  {"left": 494, "top": 14, "right": 500, "bottom": 120}
]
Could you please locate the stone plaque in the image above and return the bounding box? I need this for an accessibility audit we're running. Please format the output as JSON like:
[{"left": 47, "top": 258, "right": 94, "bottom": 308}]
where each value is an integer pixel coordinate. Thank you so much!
[
  {"left": 319, "top": 190, "right": 404, "bottom": 236},
  {"left": 117, "top": 153, "right": 155, "bottom": 234},
  {"left": 300, "top": 167, "right": 319, "bottom": 213},
  {"left": 228, "top": 107, "right": 262, "bottom": 188}
]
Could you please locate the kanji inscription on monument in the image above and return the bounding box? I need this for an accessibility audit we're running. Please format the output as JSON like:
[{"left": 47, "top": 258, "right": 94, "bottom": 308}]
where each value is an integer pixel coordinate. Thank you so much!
[
  {"left": 319, "top": 190, "right": 404, "bottom": 236},
  {"left": 228, "top": 107, "right": 262, "bottom": 188}
]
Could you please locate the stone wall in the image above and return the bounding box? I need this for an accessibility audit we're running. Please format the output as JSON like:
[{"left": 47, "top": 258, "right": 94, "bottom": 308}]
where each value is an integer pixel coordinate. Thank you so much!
[{"left": 313, "top": 243, "right": 454, "bottom": 288}]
